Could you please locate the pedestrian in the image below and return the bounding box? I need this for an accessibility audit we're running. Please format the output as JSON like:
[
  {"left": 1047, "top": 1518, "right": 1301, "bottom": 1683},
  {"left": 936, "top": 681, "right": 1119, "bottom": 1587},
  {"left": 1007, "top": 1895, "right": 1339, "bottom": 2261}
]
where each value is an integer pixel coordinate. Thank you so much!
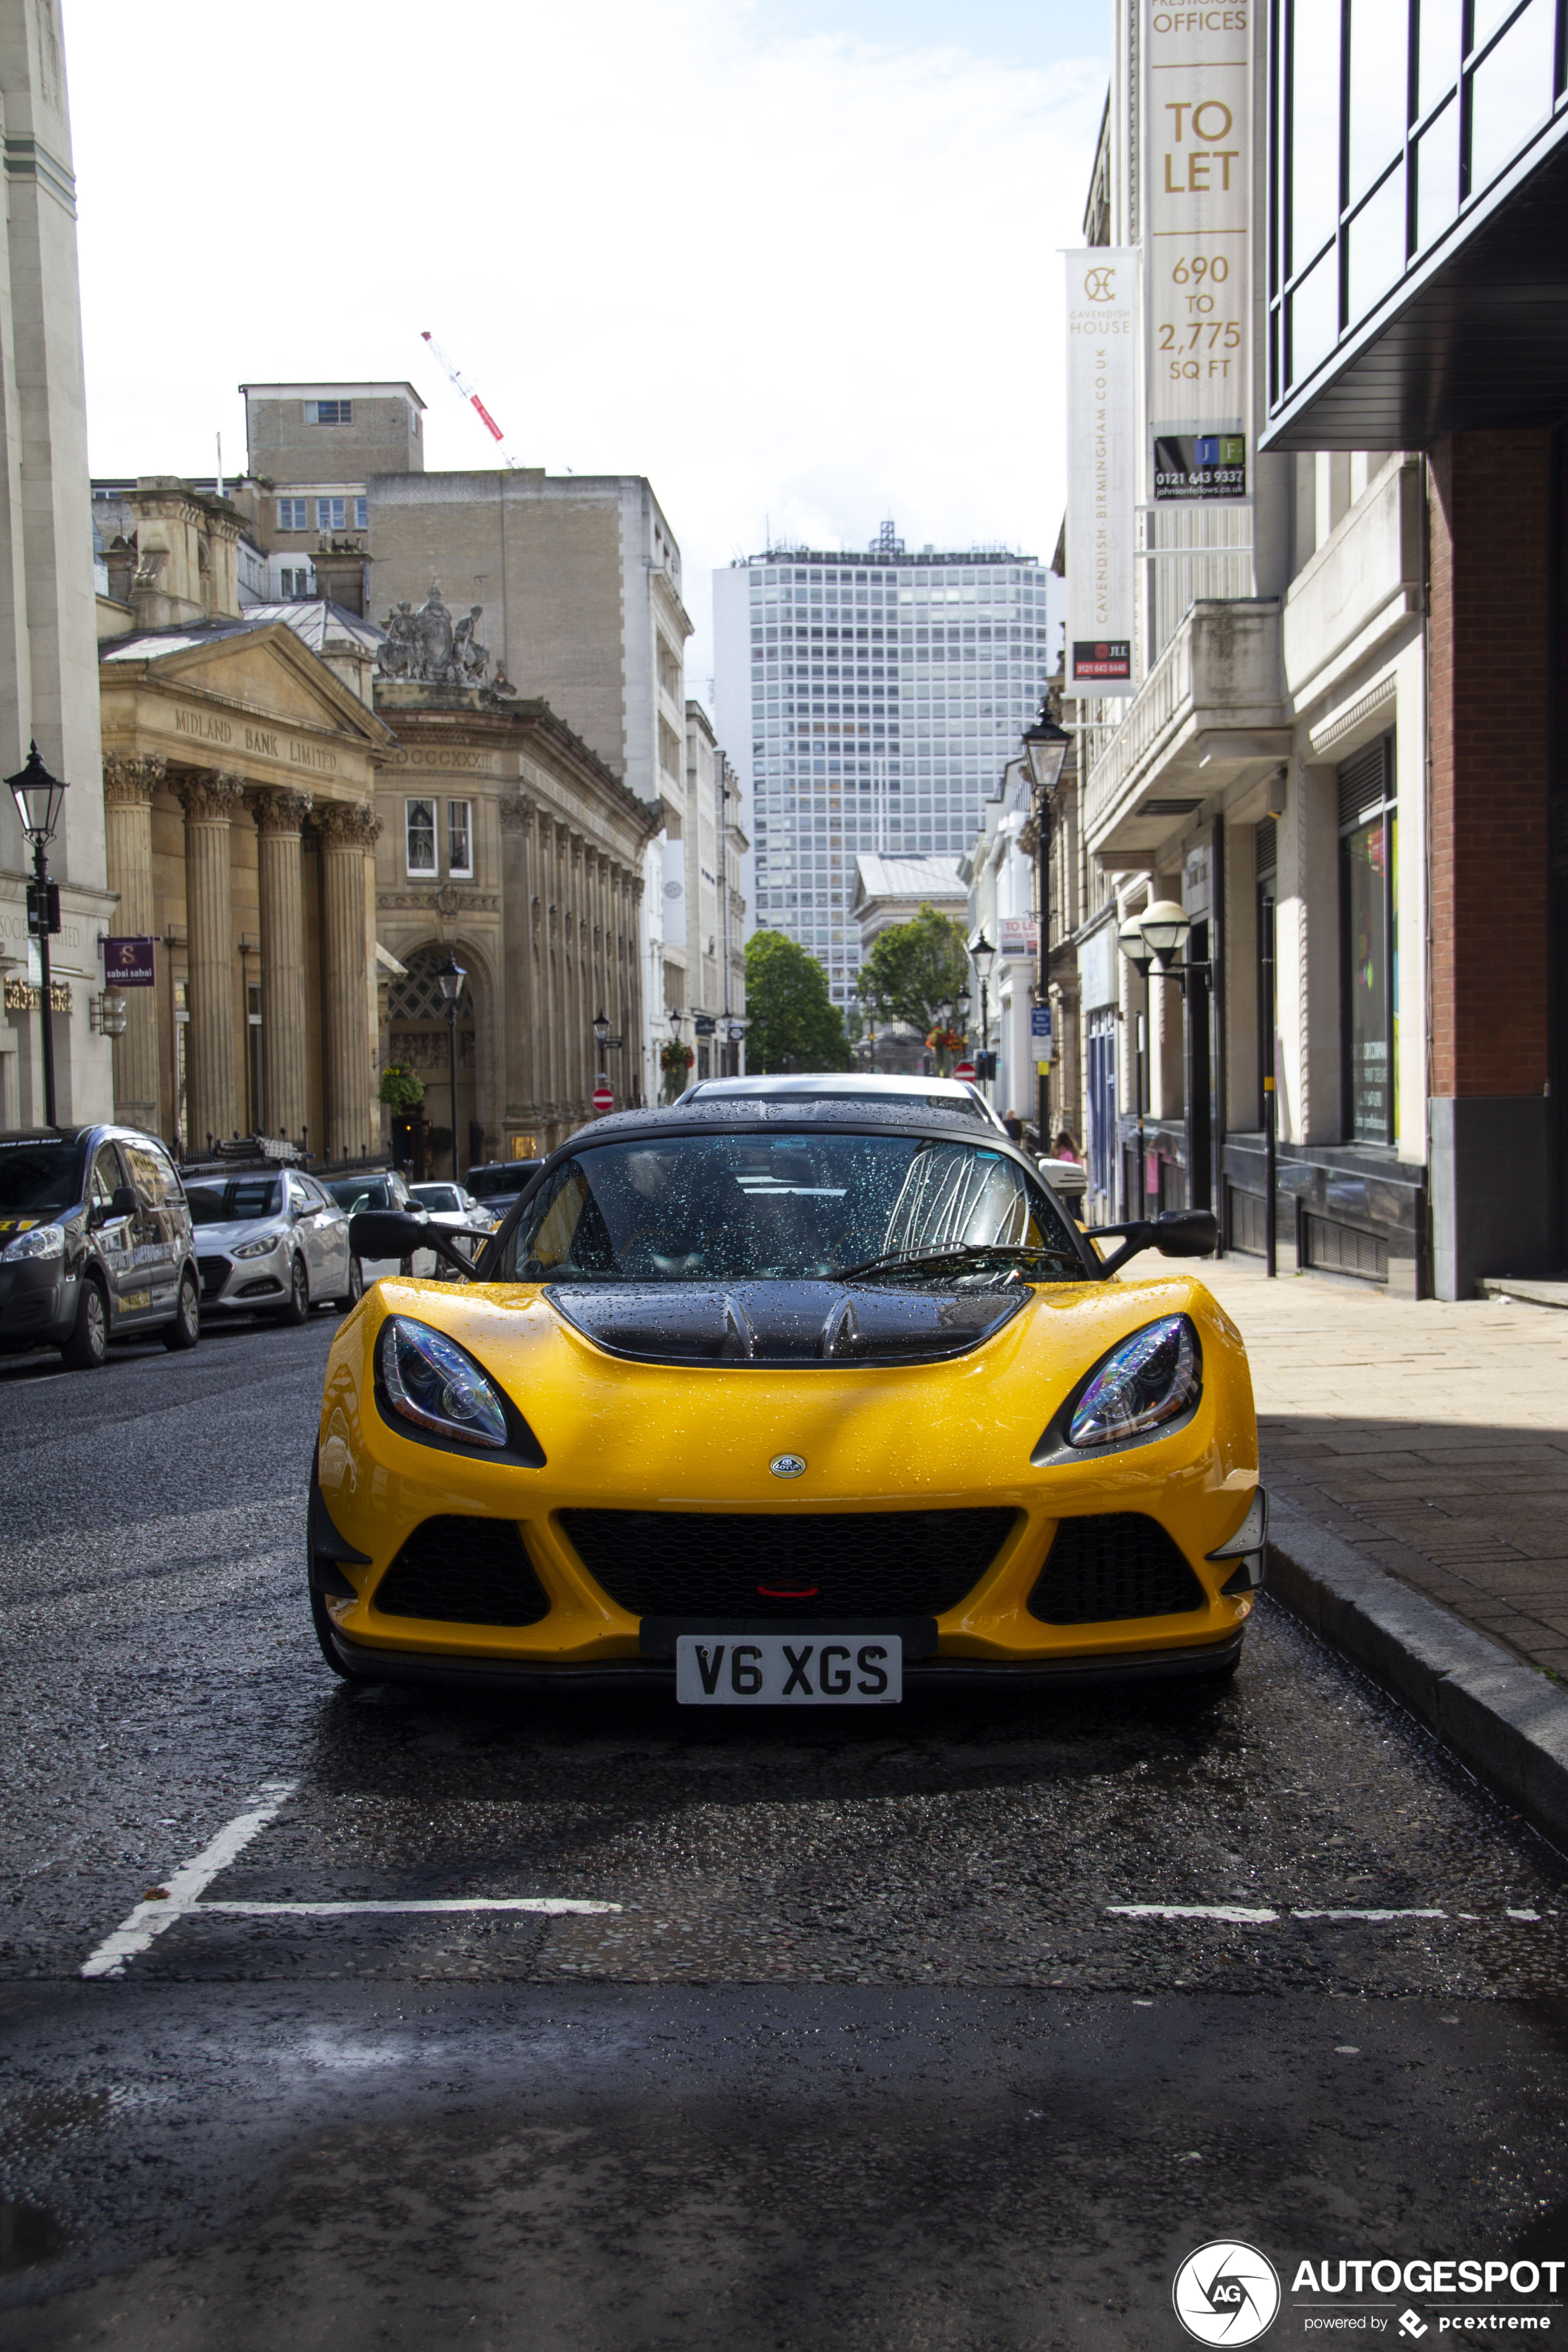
[
  {"left": 1053, "top": 1129, "right": 1081, "bottom": 1164},
  {"left": 1002, "top": 1107, "right": 1025, "bottom": 1143}
]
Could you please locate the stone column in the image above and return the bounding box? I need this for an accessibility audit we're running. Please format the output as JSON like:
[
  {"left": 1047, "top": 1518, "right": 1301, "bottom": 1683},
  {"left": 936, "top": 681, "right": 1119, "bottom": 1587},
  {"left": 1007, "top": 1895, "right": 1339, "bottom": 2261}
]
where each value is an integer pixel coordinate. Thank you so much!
[
  {"left": 554, "top": 823, "right": 573, "bottom": 1114},
  {"left": 630, "top": 873, "right": 646, "bottom": 1108},
  {"left": 569, "top": 833, "right": 586, "bottom": 1109},
  {"left": 102, "top": 755, "right": 164, "bottom": 1129},
  {"left": 317, "top": 801, "right": 382, "bottom": 1162},
  {"left": 173, "top": 770, "right": 246, "bottom": 1151},
  {"left": 499, "top": 792, "right": 536, "bottom": 1122},
  {"left": 248, "top": 788, "right": 313, "bottom": 1142}
]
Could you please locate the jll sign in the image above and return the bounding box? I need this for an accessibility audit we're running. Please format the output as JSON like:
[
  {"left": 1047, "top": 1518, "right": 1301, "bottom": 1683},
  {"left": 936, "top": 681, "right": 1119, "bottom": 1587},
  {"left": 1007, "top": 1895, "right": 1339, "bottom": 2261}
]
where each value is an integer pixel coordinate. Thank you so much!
[
  {"left": 1143, "top": 0, "right": 1251, "bottom": 501},
  {"left": 1064, "top": 247, "right": 1138, "bottom": 699}
]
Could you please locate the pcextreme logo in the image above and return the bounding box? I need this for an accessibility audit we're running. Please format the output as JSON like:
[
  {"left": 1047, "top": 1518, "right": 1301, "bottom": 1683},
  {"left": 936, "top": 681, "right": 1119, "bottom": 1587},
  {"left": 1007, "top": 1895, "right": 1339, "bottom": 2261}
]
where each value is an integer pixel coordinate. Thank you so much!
[{"left": 1174, "top": 2241, "right": 1283, "bottom": 2344}]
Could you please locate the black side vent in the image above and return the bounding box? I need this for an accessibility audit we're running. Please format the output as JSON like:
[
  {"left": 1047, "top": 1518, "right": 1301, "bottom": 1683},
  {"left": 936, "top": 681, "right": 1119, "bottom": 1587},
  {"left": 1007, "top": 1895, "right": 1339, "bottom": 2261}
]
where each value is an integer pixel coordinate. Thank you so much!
[
  {"left": 372, "top": 1516, "right": 551, "bottom": 1626},
  {"left": 1027, "top": 1514, "right": 1206, "bottom": 1625}
]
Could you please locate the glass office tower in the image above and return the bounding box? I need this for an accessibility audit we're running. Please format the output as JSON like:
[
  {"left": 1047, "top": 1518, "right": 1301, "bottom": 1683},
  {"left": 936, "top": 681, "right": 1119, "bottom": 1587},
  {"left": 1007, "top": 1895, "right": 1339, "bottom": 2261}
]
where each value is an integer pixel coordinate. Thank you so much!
[{"left": 712, "top": 528, "right": 1063, "bottom": 1007}]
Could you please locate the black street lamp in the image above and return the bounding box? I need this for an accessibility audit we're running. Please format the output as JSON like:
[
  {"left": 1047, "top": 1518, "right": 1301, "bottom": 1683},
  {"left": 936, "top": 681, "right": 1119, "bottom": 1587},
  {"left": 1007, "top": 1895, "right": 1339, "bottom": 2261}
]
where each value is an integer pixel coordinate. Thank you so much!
[
  {"left": 6, "top": 743, "right": 67, "bottom": 1127},
  {"left": 967, "top": 932, "right": 995, "bottom": 1095},
  {"left": 436, "top": 951, "right": 465, "bottom": 1180},
  {"left": 1020, "top": 703, "right": 1070, "bottom": 1145},
  {"left": 593, "top": 1007, "right": 610, "bottom": 1054}
]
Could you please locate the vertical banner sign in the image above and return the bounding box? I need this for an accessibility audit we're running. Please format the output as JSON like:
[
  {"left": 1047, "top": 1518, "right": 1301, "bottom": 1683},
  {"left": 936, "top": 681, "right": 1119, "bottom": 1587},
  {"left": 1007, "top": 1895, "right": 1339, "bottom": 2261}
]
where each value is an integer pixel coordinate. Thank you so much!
[
  {"left": 1144, "top": 0, "right": 1251, "bottom": 500},
  {"left": 1064, "top": 248, "right": 1138, "bottom": 698}
]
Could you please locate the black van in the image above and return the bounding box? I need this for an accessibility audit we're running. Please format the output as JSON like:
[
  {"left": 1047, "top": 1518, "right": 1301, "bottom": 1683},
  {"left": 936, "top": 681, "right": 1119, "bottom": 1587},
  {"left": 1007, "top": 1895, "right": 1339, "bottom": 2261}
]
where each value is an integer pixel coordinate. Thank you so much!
[{"left": 0, "top": 1126, "right": 200, "bottom": 1370}]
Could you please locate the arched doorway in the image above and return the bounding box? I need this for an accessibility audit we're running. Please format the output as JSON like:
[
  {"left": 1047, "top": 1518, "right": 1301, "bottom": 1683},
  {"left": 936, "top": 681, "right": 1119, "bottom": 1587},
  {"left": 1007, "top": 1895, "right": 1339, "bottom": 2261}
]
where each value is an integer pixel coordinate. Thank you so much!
[{"left": 386, "top": 941, "right": 486, "bottom": 1178}]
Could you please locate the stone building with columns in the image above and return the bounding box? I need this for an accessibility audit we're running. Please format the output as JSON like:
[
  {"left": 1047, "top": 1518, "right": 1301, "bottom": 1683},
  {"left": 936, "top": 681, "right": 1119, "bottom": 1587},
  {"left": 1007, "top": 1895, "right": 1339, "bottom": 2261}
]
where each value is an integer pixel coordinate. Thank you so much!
[
  {"left": 97, "top": 616, "right": 393, "bottom": 1159},
  {"left": 373, "top": 669, "right": 659, "bottom": 1162}
]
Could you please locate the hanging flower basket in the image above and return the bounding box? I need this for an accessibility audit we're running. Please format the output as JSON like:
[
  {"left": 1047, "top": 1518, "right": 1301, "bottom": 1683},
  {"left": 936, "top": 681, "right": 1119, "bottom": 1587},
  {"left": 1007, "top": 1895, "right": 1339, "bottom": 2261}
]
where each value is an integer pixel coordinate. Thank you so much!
[
  {"left": 925, "top": 1026, "right": 965, "bottom": 1054},
  {"left": 660, "top": 1039, "right": 695, "bottom": 1076}
]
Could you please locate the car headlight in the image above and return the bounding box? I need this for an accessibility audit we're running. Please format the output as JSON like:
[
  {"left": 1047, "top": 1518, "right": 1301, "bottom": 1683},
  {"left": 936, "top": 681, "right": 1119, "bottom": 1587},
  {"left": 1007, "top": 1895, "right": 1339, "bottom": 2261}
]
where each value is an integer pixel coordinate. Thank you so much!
[
  {"left": 233, "top": 1235, "right": 280, "bottom": 1261},
  {"left": 2, "top": 1222, "right": 64, "bottom": 1263},
  {"left": 378, "top": 1315, "right": 509, "bottom": 1449},
  {"left": 1067, "top": 1314, "right": 1201, "bottom": 1448}
]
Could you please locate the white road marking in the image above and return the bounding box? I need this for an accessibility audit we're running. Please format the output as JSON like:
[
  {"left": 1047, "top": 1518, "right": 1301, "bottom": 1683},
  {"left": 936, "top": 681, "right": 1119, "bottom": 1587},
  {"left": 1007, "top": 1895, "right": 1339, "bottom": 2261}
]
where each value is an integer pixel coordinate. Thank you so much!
[
  {"left": 1108, "top": 1904, "right": 1533, "bottom": 1925},
  {"left": 196, "top": 1898, "right": 620, "bottom": 1917},
  {"left": 1109, "top": 1905, "right": 1280, "bottom": 1923},
  {"left": 80, "top": 1779, "right": 298, "bottom": 1979}
]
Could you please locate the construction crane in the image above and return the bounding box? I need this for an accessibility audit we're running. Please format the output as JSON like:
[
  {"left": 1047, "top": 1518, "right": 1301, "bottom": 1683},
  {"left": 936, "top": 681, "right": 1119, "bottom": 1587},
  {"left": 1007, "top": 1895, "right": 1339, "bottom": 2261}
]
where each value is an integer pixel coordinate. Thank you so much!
[{"left": 420, "top": 329, "right": 520, "bottom": 469}]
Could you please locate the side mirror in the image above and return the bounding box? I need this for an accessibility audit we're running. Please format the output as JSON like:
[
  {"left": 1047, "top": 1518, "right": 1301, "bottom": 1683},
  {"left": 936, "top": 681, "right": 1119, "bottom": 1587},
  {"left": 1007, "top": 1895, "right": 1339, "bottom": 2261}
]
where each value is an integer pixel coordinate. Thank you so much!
[
  {"left": 1153, "top": 1209, "right": 1219, "bottom": 1258},
  {"left": 1085, "top": 1207, "right": 1219, "bottom": 1275},
  {"left": 110, "top": 1183, "right": 138, "bottom": 1222},
  {"left": 348, "top": 1208, "right": 475, "bottom": 1278}
]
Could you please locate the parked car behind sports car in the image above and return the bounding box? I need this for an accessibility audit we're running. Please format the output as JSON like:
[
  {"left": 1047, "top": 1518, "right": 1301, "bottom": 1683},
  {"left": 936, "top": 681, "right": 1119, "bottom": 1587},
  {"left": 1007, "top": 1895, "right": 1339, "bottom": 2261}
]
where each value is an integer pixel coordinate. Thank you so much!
[
  {"left": 0, "top": 1124, "right": 199, "bottom": 1369},
  {"left": 184, "top": 1167, "right": 359, "bottom": 1323}
]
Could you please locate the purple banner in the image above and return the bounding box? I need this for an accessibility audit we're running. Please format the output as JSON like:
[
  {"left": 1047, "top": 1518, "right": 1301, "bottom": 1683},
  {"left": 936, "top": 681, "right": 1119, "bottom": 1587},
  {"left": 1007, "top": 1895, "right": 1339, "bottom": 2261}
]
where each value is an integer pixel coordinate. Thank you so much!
[{"left": 105, "top": 936, "right": 155, "bottom": 986}]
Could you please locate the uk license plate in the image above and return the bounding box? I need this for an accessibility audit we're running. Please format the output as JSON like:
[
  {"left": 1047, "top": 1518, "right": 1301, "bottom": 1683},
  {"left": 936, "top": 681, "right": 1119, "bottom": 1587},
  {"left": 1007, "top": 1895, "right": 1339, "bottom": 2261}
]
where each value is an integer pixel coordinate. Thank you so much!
[{"left": 675, "top": 1633, "right": 903, "bottom": 1706}]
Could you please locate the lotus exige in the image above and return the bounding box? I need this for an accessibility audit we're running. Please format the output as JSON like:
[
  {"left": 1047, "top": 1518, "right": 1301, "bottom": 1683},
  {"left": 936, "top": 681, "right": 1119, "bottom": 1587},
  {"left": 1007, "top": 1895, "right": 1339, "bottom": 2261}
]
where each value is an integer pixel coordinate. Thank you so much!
[{"left": 307, "top": 1101, "right": 1264, "bottom": 1708}]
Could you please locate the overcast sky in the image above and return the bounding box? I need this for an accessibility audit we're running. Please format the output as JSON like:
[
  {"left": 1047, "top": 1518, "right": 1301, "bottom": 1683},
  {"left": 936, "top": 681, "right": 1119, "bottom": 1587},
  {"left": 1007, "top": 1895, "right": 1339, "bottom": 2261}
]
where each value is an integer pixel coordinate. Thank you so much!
[{"left": 67, "top": 0, "right": 1108, "bottom": 706}]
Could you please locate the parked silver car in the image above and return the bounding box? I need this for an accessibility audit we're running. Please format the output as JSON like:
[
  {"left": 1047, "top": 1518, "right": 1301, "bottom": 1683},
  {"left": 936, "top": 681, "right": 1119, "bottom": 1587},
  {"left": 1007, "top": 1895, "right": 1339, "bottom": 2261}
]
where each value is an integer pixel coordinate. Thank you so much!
[{"left": 183, "top": 1169, "right": 361, "bottom": 1323}]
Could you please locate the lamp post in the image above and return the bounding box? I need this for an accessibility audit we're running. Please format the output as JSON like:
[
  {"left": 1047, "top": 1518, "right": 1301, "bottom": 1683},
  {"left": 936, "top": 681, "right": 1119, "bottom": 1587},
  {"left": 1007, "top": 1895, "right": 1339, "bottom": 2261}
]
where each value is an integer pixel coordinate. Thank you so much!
[
  {"left": 592, "top": 1006, "right": 609, "bottom": 1097},
  {"left": 967, "top": 932, "right": 995, "bottom": 1096},
  {"left": 1021, "top": 704, "right": 1070, "bottom": 1146},
  {"left": 436, "top": 951, "right": 465, "bottom": 1180},
  {"left": 6, "top": 743, "right": 67, "bottom": 1127}
]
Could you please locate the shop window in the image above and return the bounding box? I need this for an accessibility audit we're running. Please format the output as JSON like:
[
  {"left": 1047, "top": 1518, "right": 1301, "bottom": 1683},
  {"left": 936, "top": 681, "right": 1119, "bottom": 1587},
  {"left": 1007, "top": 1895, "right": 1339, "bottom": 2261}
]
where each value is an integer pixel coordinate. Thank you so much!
[
  {"left": 405, "top": 798, "right": 436, "bottom": 878},
  {"left": 1338, "top": 735, "right": 1398, "bottom": 1145},
  {"left": 448, "top": 799, "right": 473, "bottom": 878}
]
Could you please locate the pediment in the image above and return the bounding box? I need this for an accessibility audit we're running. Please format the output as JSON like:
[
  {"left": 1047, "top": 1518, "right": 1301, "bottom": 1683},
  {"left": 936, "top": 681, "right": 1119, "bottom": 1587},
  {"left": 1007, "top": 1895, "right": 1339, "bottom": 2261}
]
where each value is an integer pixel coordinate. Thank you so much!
[{"left": 102, "top": 622, "right": 392, "bottom": 748}]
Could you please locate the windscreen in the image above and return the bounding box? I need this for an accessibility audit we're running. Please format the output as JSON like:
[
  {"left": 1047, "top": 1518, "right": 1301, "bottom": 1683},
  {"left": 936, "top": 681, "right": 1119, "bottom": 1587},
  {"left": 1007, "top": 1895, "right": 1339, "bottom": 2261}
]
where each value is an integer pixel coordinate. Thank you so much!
[
  {"left": 0, "top": 1140, "right": 85, "bottom": 1218},
  {"left": 494, "top": 1131, "right": 1081, "bottom": 1284},
  {"left": 327, "top": 1177, "right": 396, "bottom": 1211},
  {"left": 183, "top": 1178, "right": 282, "bottom": 1225},
  {"left": 412, "top": 1185, "right": 462, "bottom": 1211}
]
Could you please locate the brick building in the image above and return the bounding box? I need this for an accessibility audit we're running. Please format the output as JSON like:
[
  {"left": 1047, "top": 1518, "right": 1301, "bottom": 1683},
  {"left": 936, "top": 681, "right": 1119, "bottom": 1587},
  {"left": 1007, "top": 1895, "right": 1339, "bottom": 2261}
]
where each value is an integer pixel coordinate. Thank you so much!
[{"left": 1064, "top": 1, "right": 1568, "bottom": 1299}]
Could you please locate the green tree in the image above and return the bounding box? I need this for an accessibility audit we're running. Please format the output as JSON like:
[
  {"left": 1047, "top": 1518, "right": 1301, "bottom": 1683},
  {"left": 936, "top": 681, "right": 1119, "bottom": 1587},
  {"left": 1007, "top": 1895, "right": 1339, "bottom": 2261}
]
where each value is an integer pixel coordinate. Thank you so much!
[
  {"left": 743, "top": 930, "right": 853, "bottom": 1072},
  {"left": 856, "top": 903, "right": 969, "bottom": 1036}
]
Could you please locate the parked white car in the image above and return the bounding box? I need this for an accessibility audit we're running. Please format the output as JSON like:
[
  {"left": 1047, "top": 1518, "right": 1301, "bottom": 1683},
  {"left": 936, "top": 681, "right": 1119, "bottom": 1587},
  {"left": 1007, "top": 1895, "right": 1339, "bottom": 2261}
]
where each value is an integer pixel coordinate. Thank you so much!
[
  {"left": 678, "top": 1071, "right": 1009, "bottom": 1133},
  {"left": 183, "top": 1169, "right": 360, "bottom": 1324}
]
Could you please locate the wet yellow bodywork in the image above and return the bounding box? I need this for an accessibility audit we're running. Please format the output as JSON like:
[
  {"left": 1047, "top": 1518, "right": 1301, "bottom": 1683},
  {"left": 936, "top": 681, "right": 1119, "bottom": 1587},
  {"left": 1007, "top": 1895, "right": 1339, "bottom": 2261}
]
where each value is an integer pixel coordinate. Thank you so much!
[{"left": 314, "top": 1272, "right": 1259, "bottom": 1670}]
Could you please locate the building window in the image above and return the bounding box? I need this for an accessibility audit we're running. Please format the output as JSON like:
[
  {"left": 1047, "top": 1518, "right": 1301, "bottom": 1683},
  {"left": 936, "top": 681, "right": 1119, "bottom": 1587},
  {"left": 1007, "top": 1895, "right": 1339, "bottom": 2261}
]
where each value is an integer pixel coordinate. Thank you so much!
[
  {"left": 354, "top": 496, "right": 367, "bottom": 529},
  {"left": 406, "top": 798, "right": 436, "bottom": 878},
  {"left": 448, "top": 799, "right": 472, "bottom": 878},
  {"left": 317, "top": 496, "right": 346, "bottom": 532},
  {"left": 279, "top": 565, "right": 313, "bottom": 599},
  {"left": 1338, "top": 735, "right": 1398, "bottom": 1145},
  {"left": 277, "top": 498, "right": 307, "bottom": 531},
  {"left": 305, "top": 399, "right": 352, "bottom": 425}
]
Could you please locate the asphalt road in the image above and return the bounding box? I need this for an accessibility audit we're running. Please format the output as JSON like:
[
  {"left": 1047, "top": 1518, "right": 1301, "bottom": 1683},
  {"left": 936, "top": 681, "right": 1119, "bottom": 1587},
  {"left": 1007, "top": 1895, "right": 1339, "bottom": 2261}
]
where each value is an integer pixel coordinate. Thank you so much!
[{"left": 2, "top": 1309, "right": 1568, "bottom": 2349}]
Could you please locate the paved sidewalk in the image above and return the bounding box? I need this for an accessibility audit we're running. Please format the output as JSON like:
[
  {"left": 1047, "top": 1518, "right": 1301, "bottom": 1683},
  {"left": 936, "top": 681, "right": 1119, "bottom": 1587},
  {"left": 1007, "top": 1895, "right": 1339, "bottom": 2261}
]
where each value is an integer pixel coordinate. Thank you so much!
[{"left": 1197, "top": 1256, "right": 1568, "bottom": 1682}]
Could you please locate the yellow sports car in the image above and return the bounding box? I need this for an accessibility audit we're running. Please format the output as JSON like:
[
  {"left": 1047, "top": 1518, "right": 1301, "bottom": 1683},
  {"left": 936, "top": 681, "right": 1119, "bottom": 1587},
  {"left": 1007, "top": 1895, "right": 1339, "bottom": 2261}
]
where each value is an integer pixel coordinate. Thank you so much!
[{"left": 309, "top": 1101, "right": 1264, "bottom": 1706}]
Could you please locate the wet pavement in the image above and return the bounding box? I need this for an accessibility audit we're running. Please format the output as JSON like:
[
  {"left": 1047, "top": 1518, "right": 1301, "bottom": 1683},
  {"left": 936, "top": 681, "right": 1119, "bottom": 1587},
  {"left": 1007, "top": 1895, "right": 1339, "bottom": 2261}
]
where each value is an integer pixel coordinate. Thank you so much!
[{"left": 4, "top": 1311, "right": 1568, "bottom": 2346}]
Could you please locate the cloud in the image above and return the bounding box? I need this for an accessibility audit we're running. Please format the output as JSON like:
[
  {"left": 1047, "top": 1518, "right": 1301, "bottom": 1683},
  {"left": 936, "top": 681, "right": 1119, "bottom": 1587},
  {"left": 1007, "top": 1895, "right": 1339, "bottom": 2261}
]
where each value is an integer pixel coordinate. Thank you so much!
[{"left": 67, "top": 0, "right": 1103, "bottom": 704}]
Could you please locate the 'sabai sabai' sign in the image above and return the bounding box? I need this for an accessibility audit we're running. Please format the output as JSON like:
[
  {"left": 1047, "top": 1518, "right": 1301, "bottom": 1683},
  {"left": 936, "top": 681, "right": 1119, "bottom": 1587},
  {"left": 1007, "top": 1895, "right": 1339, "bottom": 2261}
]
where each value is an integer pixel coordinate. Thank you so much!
[
  {"left": 1143, "top": 0, "right": 1251, "bottom": 502},
  {"left": 1064, "top": 247, "right": 1139, "bottom": 699}
]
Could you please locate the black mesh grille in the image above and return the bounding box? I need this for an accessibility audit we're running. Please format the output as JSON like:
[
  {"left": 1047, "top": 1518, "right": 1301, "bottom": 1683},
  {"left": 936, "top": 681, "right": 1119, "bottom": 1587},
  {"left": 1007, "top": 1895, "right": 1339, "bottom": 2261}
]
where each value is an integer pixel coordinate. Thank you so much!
[
  {"left": 1027, "top": 1514, "right": 1206, "bottom": 1624},
  {"left": 197, "top": 1255, "right": 229, "bottom": 1301},
  {"left": 372, "top": 1515, "right": 551, "bottom": 1626},
  {"left": 559, "top": 1509, "right": 1017, "bottom": 1620}
]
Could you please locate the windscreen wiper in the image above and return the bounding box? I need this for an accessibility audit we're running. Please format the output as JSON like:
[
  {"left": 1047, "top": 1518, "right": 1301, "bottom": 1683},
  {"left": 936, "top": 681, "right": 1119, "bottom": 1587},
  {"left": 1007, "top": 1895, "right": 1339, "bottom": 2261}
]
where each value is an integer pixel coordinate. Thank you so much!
[{"left": 835, "top": 1240, "right": 1077, "bottom": 1281}]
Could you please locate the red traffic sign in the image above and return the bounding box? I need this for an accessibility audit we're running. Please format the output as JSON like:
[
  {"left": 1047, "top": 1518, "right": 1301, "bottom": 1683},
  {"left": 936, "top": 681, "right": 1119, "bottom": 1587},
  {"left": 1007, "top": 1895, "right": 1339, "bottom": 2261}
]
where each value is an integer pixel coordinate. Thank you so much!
[
  {"left": 591, "top": 1079, "right": 614, "bottom": 1114},
  {"left": 953, "top": 1061, "right": 977, "bottom": 1082}
]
